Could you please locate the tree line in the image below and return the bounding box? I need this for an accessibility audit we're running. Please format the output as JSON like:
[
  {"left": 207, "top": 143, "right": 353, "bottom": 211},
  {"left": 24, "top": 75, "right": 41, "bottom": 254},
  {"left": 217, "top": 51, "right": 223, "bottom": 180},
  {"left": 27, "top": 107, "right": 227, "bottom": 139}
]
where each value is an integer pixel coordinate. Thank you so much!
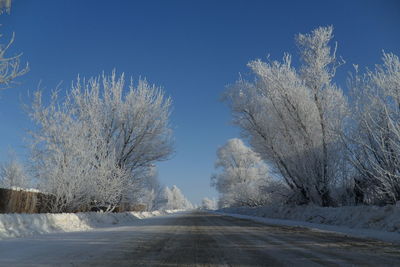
[
  {"left": 0, "top": 70, "right": 192, "bottom": 212},
  {"left": 213, "top": 26, "right": 400, "bottom": 208},
  {"left": 0, "top": 6, "right": 193, "bottom": 211},
  {"left": 1, "top": 19, "right": 399, "bottom": 211}
]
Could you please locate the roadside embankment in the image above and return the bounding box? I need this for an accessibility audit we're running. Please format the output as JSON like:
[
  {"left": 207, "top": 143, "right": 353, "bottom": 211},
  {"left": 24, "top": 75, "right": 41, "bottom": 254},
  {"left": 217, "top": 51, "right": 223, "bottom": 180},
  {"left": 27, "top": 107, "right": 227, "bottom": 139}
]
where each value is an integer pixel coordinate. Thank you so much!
[
  {"left": 217, "top": 204, "right": 400, "bottom": 243},
  {"left": 0, "top": 209, "right": 181, "bottom": 239}
]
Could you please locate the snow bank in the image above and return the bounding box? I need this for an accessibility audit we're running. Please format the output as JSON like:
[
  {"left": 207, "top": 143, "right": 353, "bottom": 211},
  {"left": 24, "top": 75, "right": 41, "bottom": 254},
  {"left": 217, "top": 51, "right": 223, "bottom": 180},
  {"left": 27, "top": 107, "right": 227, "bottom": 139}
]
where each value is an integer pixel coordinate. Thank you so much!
[
  {"left": 9, "top": 186, "right": 41, "bottom": 193},
  {"left": 217, "top": 204, "right": 400, "bottom": 243},
  {"left": 0, "top": 209, "right": 180, "bottom": 240}
]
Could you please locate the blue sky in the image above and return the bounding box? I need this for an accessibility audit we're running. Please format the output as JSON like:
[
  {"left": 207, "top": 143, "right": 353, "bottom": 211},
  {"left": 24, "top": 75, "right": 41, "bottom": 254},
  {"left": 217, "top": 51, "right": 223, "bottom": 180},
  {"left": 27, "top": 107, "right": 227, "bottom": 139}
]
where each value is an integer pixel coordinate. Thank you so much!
[{"left": 0, "top": 0, "right": 399, "bottom": 204}]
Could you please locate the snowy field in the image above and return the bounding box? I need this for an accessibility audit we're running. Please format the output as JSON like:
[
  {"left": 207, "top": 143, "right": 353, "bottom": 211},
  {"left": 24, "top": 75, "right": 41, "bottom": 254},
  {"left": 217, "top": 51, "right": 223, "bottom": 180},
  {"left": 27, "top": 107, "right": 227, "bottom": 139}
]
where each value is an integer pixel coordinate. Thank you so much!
[
  {"left": 0, "top": 210, "right": 182, "bottom": 240},
  {"left": 217, "top": 204, "right": 400, "bottom": 244}
]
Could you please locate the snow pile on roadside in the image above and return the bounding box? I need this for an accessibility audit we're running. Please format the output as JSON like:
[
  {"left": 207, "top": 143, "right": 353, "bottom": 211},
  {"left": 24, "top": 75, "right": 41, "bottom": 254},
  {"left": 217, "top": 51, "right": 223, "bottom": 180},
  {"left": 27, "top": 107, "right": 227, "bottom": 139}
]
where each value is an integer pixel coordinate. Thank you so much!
[
  {"left": 0, "top": 209, "right": 181, "bottom": 240},
  {"left": 218, "top": 204, "right": 400, "bottom": 242},
  {"left": 220, "top": 205, "right": 400, "bottom": 232},
  {"left": 9, "top": 186, "right": 41, "bottom": 193},
  {"left": 217, "top": 211, "right": 400, "bottom": 244}
]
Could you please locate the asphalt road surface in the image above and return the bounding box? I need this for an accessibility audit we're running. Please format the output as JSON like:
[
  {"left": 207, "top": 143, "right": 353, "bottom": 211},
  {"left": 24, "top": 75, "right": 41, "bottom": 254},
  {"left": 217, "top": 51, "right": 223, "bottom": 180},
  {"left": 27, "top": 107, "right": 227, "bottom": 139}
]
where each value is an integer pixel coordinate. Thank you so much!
[{"left": 0, "top": 212, "right": 399, "bottom": 266}]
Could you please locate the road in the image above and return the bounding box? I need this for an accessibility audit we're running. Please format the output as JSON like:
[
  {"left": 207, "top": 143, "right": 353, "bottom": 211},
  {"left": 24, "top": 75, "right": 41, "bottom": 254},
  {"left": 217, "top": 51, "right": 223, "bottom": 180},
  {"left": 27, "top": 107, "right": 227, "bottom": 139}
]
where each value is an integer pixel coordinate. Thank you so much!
[{"left": 0, "top": 212, "right": 399, "bottom": 266}]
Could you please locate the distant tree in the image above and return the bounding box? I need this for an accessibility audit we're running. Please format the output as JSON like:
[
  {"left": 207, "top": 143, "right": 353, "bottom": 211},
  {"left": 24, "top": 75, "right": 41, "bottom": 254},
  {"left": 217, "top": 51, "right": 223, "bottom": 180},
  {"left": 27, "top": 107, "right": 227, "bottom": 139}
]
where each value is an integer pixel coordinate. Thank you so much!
[
  {"left": 224, "top": 26, "right": 348, "bottom": 206},
  {"left": 0, "top": 155, "right": 30, "bottom": 189},
  {"left": 211, "top": 138, "right": 276, "bottom": 207},
  {"left": 201, "top": 197, "right": 217, "bottom": 210},
  {"left": 156, "top": 185, "right": 192, "bottom": 210},
  {"left": 136, "top": 166, "right": 162, "bottom": 211},
  {"left": 29, "top": 71, "right": 173, "bottom": 212}
]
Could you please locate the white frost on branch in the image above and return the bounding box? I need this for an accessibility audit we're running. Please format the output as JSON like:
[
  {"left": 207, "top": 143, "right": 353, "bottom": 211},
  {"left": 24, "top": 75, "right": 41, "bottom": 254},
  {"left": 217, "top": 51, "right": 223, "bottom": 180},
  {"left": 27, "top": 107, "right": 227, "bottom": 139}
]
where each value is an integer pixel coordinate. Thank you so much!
[
  {"left": 29, "top": 71, "right": 173, "bottom": 212},
  {"left": 211, "top": 138, "right": 283, "bottom": 207},
  {"left": 0, "top": 155, "right": 30, "bottom": 189},
  {"left": 347, "top": 52, "right": 400, "bottom": 204},
  {"left": 224, "top": 26, "right": 348, "bottom": 206},
  {"left": 0, "top": 32, "right": 28, "bottom": 89}
]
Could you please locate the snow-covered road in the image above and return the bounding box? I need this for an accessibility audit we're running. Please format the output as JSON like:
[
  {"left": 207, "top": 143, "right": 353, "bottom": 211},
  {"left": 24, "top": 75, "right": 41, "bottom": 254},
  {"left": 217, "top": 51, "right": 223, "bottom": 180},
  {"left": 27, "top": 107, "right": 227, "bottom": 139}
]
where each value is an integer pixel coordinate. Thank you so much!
[{"left": 0, "top": 211, "right": 399, "bottom": 266}]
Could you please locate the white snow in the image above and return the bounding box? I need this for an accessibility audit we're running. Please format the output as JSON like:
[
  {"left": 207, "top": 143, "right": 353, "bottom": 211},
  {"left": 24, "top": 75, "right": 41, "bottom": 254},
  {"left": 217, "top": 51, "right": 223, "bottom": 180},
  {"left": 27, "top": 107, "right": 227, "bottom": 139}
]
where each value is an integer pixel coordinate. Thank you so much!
[
  {"left": 215, "top": 204, "right": 400, "bottom": 244},
  {"left": 0, "top": 209, "right": 181, "bottom": 240},
  {"left": 0, "top": 212, "right": 187, "bottom": 265},
  {"left": 9, "top": 186, "right": 41, "bottom": 193}
]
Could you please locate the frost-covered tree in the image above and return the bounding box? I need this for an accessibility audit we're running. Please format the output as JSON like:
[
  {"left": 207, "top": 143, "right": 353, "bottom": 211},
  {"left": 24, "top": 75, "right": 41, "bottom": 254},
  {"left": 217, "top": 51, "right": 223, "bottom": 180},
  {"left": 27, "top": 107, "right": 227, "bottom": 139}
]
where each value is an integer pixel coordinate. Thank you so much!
[
  {"left": 346, "top": 52, "right": 400, "bottom": 204},
  {"left": 0, "top": 0, "right": 11, "bottom": 14},
  {"left": 29, "top": 71, "right": 173, "bottom": 212},
  {"left": 211, "top": 138, "right": 275, "bottom": 207},
  {"left": 201, "top": 197, "right": 217, "bottom": 210},
  {"left": 156, "top": 185, "right": 192, "bottom": 210},
  {"left": 0, "top": 33, "right": 27, "bottom": 89},
  {"left": 0, "top": 156, "right": 30, "bottom": 189},
  {"left": 0, "top": 15, "right": 28, "bottom": 89},
  {"left": 224, "top": 26, "right": 348, "bottom": 206},
  {"left": 136, "top": 166, "right": 162, "bottom": 211},
  {"left": 29, "top": 98, "right": 128, "bottom": 212},
  {"left": 0, "top": 1, "right": 28, "bottom": 93}
]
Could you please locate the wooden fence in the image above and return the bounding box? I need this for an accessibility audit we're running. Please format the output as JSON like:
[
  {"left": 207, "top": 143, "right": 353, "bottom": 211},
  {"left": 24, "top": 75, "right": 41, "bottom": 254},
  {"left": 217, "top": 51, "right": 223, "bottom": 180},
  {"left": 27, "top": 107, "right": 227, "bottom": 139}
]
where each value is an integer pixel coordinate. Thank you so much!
[
  {"left": 0, "top": 188, "right": 54, "bottom": 213},
  {"left": 0, "top": 188, "right": 147, "bottom": 213}
]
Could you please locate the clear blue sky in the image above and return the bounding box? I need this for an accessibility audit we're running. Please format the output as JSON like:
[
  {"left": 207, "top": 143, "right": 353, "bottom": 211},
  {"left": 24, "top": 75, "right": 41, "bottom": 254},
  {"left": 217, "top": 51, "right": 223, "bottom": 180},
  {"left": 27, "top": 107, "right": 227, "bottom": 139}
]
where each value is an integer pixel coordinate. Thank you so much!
[{"left": 0, "top": 0, "right": 399, "bottom": 204}]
